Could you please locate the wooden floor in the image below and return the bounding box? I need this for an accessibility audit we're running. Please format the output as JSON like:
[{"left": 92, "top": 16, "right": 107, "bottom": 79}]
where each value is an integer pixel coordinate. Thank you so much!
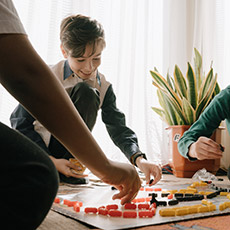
[{"left": 37, "top": 174, "right": 229, "bottom": 230}]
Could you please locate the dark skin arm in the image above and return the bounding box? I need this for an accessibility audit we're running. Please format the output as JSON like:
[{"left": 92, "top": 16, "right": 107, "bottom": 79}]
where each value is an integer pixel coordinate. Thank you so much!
[{"left": 0, "top": 34, "right": 141, "bottom": 204}]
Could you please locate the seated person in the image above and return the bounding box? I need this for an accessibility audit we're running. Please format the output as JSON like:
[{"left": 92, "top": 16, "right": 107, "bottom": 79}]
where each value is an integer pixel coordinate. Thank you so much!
[
  {"left": 10, "top": 14, "right": 162, "bottom": 185},
  {"left": 178, "top": 86, "right": 229, "bottom": 165}
]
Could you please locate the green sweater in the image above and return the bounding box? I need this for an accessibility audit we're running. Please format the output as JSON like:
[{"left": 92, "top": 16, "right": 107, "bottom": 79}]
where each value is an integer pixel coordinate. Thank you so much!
[{"left": 178, "top": 85, "right": 230, "bottom": 160}]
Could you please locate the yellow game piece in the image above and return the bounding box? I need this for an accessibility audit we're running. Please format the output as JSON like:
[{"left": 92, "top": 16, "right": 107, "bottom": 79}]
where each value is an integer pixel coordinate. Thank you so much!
[
  {"left": 208, "top": 204, "right": 216, "bottom": 211},
  {"left": 219, "top": 203, "right": 226, "bottom": 211},
  {"left": 185, "top": 191, "right": 195, "bottom": 195},
  {"left": 199, "top": 191, "right": 206, "bottom": 195},
  {"left": 199, "top": 181, "right": 208, "bottom": 186},
  {"left": 186, "top": 187, "right": 197, "bottom": 193},
  {"left": 225, "top": 201, "right": 230, "bottom": 208},
  {"left": 167, "top": 190, "right": 178, "bottom": 194},
  {"left": 205, "top": 191, "right": 213, "bottom": 195},
  {"left": 198, "top": 206, "right": 209, "bottom": 213},
  {"left": 188, "top": 206, "right": 198, "bottom": 214},
  {"left": 227, "top": 194, "right": 230, "bottom": 200},
  {"left": 178, "top": 189, "right": 187, "bottom": 193},
  {"left": 202, "top": 199, "right": 213, "bottom": 206},
  {"left": 175, "top": 208, "right": 189, "bottom": 216},
  {"left": 159, "top": 208, "right": 175, "bottom": 217},
  {"left": 220, "top": 192, "right": 228, "bottom": 196}
]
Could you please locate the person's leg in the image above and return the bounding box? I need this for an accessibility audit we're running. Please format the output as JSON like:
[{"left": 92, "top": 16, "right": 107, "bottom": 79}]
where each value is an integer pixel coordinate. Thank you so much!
[
  {"left": 0, "top": 122, "right": 58, "bottom": 230},
  {"left": 48, "top": 82, "right": 100, "bottom": 183}
]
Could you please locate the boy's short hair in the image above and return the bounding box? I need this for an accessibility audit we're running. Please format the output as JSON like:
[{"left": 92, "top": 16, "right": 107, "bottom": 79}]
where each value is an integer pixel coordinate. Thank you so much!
[{"left": 60, "top": 14, "right": 105, "bottom": 58}]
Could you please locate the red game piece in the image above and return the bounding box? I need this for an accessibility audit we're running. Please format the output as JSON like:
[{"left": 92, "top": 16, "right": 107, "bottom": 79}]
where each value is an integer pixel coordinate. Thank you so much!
[
  {"left": 138, "top": 210, "right": 154, "bottom": 218},
  {"left": 145, "top": 197, "right": 152, "bottom": 202},
  {"left": 124, "top": 203, "right": 137, "bottom": 210},
  {"left": 167, "top": 194, "right": 173, "bottom": 199},
  {"left": 108, "top": 210, "right": 122, "bottom": 217},
  {"left": 84, "top": 207, "right": 98, "bottom": 214},
  {"left": 138, "top": 203, "right": 150, "bottom": 210},
  {"left": 150, "top": 203, "right": 157, "bottom": 209},
  {"left": 67, "top": 201, "right": 77, "bottom": 207},
  {"left": 135, "top": 198, "right": 145, "bottom": 203},
  {"left": 73, "top": 203, "right": 81, "bottom": 212},
  {"left": 150, "top": 208, "right": 156, "bottom": 215},
  {"left": 77, "top": 201, "right": 83, "bottom": 207},
  {"left": 145, "top": 187, "right": 154, "bottom": 192},
  {"left": 153, "top": 188, "right": 162, "bottom": 192},
  {"left": 123, "top": 211, "right": 137, "bottom": 218},
  {"left": 54, "top": 197, "right": 60, "bottom": 204},
  {"left": 139, "top": 187, "right": 144, "bottom": 191},
  {"left": 106, "top": 204, "right": 119, "bottom": 210},
  {"left": 98, "top": 207, "right": 108, "bottom": 216},
  {"left": 63, "top": 199, "right": 70, "bottom": 206}
]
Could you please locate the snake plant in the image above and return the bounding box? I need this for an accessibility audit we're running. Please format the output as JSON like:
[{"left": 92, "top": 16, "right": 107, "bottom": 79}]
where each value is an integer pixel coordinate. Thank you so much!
[{"left": 151, "top": 48, "right": 220, "bottom": 125}]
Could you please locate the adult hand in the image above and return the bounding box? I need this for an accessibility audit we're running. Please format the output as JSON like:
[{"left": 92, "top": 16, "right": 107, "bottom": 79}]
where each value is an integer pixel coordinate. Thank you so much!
[
  {"left": 188, "top": 137, "right": 223, "bottom": 160},
  {"left": 136, "top": 157, "right": 162, "bottom": 186},
  {"left": 101, "top": 160, "right": 141, "bottom": 205},
  {"left": 50, "top": 157, "right": 88, "bottom": 178}
]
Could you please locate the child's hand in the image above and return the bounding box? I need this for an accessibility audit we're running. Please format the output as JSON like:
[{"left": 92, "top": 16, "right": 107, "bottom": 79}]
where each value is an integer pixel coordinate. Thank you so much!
[
  {"left": 50, "top": 157, "right": 88, "bottom": 178},
  {"left": 188, "top": 137, "right": 223, "bottom": 160},
  {"left": 136, "top": 157, "right": 162, "bottom": 186}
]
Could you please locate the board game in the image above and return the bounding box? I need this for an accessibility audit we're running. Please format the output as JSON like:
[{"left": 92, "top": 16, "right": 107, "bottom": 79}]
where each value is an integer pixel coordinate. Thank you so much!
[{"left": 52, "top": 179, "right": 230, "bottom": 230}]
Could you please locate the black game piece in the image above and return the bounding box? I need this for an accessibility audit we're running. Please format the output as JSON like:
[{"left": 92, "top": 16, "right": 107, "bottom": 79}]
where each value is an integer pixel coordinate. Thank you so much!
[
  {"left": 168, "top": 200, "right": 179, "bottom": 206},
  {"left": 161, "top": 193, "right": 170, "bottom": 197},
  {"left": 156, "top": 201, "right": 167, "bottom": 206},
  {"left": 174, "top": 193, "right": 183, "bottom": 198}
]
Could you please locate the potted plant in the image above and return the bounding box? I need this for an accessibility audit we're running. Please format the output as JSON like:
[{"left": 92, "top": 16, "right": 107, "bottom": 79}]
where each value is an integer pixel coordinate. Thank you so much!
[{"left": 150, "top": 48, "right": 222, "bottom": 178}]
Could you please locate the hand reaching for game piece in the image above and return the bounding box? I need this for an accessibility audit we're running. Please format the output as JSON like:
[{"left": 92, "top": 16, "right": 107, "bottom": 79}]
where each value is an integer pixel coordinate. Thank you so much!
[
  {"left": 100, "top": 160, "right": 141, "bottom": 205},
  {"left": 188, "top": 136, "right": 224, "bottom": 160},
  {"left": 135, "top": 157, "right": 162, "bottom": 186}
]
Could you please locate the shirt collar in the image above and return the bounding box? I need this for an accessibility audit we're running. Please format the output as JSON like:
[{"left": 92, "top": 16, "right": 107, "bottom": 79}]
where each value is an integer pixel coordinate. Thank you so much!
[
  {"left": 63, "top": 60, "right": 101, "bottom": 86},
  {"left": 63, "top": 60, "right": 73, "bottom": 80}
]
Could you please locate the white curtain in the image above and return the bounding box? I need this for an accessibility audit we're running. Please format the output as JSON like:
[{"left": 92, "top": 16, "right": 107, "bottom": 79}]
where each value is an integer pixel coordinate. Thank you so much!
[
  {"left": 1, "top": 0, "right": 230, "bottom": 167},
  {"left": 2, "top": 0, "right": 164, "bottom": 164}
]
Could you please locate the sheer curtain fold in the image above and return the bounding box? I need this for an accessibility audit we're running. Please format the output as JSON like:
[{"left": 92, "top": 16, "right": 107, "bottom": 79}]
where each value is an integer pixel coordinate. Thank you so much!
[{"left": 1, "top": 0, "right": 229, "bottom": 167}]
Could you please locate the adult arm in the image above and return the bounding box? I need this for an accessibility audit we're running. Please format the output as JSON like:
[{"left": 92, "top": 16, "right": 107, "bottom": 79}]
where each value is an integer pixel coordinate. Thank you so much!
[
  {"left": 0, "top": 34, "right": 141, "bottom": 204},
  {"left": 178, "top": 86, "right": 230, "bottom": 160}
]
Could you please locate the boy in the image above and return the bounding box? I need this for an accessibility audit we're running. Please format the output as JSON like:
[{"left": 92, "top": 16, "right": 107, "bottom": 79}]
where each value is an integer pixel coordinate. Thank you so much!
[
  {"left": 10, "top": 15, "right": 161, "bottom": 185},
  {"left": 178, "top": 86, "right": 230, "bottom": 162}
]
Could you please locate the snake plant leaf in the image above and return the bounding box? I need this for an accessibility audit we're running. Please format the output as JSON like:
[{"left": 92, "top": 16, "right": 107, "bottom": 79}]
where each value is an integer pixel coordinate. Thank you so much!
[
  {"left": 159, "top": 89, "right": 188, "bottom": 125},
  {"left": 150, "top": 70, "right": 182, "bottom": 109},
  {"left": 151, "top": 107, "right": 170, "bottom": 124},
  {"left": 186, "top": 62, "right": 197, "bottom": 109},
  {"left": 182, "top": 97, "right": 195, "bottom": 125},
  {"left": 194, "top": 48, "right": 203, "bottom": 89},
  {"left": 166, "top": 71, "right": 175, "bottom": 91},
  {"left": 195, "top": 73, "right": 217, "bottom": 119},
  {"left": 174, "top": 65, "right": 187, "bottom": 99},
  {"left": 198, "top": 68, "right": 213, "bottom": 102},
  {"left": 213, "top": 79, "right": 220, "bottom": 97},
  {"left": 156, "top": 89, "right": 174, "bottom": 125}
]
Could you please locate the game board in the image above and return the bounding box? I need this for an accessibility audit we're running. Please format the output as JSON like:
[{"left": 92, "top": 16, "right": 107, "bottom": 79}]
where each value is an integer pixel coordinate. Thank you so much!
[{"left": 52, "top": 181, "right": 230, "bottom": 230}]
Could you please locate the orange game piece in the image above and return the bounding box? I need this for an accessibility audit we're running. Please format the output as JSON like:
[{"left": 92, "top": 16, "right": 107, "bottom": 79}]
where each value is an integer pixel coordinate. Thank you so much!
[
  {"left": 138, "top": 203, "right": 150, "bottom": 210},
  {"left": 124, "top": 203, "right": 137, "bottom": 209},
  {"left": 54, "top": 197, "right": 60, "bottom": 204},
  {"left": 123, "top": 211, "right": 137, "bottom": 218},
  {"left": 108, "top": 210, "right": 122, "bottom": 217},
  {"left": 84, "top": 207, "right": 98, "bottom": 214},
  {"left": 106, "top": 204, "right": 119, "bottom": 210}
]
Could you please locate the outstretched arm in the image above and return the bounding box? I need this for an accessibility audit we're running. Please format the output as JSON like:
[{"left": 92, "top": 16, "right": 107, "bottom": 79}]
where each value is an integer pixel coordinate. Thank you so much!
[{"left": 0, "top": 34, "right": 141, "bottom": 204}]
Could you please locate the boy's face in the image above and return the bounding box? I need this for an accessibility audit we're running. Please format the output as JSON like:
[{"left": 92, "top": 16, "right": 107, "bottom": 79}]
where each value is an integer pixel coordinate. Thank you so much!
[{"left": 61, "top": 42, "right": 104, "bottom": 80}]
